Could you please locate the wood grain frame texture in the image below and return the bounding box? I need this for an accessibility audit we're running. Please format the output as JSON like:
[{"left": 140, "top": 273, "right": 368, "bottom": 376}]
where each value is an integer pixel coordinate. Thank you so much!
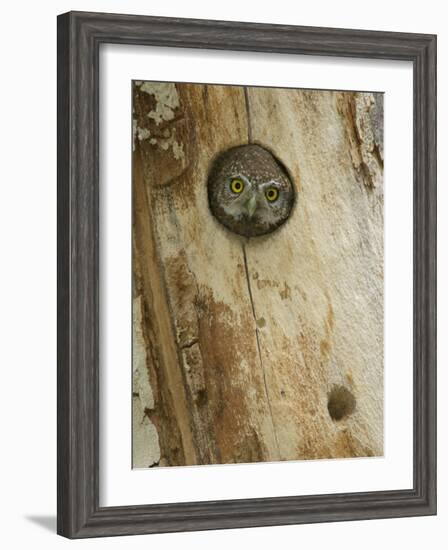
[{"left": 57, "top": 10, "right": 437, "bottom": 538}]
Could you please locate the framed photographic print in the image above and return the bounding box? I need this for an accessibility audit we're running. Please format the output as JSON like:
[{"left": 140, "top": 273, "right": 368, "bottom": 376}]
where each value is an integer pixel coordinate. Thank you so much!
[{"left": 57, "top": 11, "right": 437, "bottom": 538}]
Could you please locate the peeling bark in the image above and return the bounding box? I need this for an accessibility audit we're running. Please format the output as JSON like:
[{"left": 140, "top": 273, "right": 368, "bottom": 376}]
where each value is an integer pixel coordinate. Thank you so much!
[{"left": 132, "top": 82, "right": 384, "bottom": 466}]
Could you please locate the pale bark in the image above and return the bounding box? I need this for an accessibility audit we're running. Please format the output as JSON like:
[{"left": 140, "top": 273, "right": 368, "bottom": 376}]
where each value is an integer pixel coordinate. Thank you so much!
[{"left": 132, "top": 82, "right": 383, "bottom": 467}]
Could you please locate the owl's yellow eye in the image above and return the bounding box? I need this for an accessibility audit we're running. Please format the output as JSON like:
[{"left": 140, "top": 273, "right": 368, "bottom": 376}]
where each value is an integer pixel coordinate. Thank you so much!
[
  {"left": 230, "top": 178, "right": 245, "bottom": 194},
  {"left": 265, "top": 187, "right": 279, "bottom": 202}
]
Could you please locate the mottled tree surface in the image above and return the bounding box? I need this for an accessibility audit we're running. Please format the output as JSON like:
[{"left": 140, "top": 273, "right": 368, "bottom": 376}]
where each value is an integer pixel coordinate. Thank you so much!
[{"left": 132, "top": 81, "right": 384, "bottom": 468}]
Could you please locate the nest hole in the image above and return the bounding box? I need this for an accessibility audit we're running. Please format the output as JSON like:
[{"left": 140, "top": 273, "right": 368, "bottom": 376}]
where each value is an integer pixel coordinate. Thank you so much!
[{"left": 327, "top": 385, "right": 356, "bottom": 421}]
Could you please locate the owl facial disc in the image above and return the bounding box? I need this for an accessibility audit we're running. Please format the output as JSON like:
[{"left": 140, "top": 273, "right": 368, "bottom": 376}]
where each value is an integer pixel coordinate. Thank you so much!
[{"left": 207, "top": 144, "right": 296, "bottom": 238}]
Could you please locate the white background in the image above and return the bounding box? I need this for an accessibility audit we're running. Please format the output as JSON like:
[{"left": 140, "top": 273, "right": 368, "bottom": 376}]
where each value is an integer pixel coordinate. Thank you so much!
[
  {"left": 0, "top": 1, "right": 444, "bottom": 549},
  {"left": 101, "top": 46, "right": 413, "bottom": 505}
]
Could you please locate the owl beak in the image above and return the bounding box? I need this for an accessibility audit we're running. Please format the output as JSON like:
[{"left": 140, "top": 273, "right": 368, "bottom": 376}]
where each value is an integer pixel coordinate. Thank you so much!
[{"left": 246, "top": 194, "right": 258, "bottom": 218}]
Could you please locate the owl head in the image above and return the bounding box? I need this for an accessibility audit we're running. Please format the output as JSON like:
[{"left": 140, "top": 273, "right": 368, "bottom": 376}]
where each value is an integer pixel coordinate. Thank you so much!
[{"left": 207, "top": 144, "right": 295, "bottom": 238}]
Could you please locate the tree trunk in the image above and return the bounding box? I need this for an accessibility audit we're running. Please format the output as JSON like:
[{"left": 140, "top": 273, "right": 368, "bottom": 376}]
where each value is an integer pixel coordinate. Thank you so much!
[{"left": 132, "top": 81, "right": 383, "bottom": 467}]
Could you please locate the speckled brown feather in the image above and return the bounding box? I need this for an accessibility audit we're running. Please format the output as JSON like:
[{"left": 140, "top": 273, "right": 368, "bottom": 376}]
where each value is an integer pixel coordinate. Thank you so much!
[{"left": 207, "top": 144, "right": 296, "bottom": 237}]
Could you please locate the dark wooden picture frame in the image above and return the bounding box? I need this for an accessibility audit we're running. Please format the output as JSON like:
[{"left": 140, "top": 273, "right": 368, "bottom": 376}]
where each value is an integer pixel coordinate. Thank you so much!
[{"left": 57, "top": 11, "right": 437, "bottom": 538}]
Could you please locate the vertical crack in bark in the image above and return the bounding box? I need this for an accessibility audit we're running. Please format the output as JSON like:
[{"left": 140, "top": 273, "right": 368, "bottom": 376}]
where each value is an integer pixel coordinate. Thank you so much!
[
  {"left": 134, "top": 148, "right": 198, "bottom": 466},
  {"left": 243, "top": 87, "right": 253, "bottom": 144},
  {"left": 157, "top": 193, "right": 219, "bottom": 464},
  {"left": 242, "top": 242, "right": 281, "bottom": 458}
]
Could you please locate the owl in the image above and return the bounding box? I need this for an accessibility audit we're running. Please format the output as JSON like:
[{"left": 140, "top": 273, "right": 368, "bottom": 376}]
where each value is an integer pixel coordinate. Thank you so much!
[{"left": 207, "top": 144, "right": 295, "bottom": 238}]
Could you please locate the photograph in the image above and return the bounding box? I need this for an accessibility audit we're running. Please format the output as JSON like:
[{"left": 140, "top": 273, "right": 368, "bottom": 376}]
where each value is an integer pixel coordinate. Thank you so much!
[
  {"left": 132, "top": 81, "right": 384, "bottom": 468},
  {"left": 0, "top": 0, "right": 440, "bottom": 545}
]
